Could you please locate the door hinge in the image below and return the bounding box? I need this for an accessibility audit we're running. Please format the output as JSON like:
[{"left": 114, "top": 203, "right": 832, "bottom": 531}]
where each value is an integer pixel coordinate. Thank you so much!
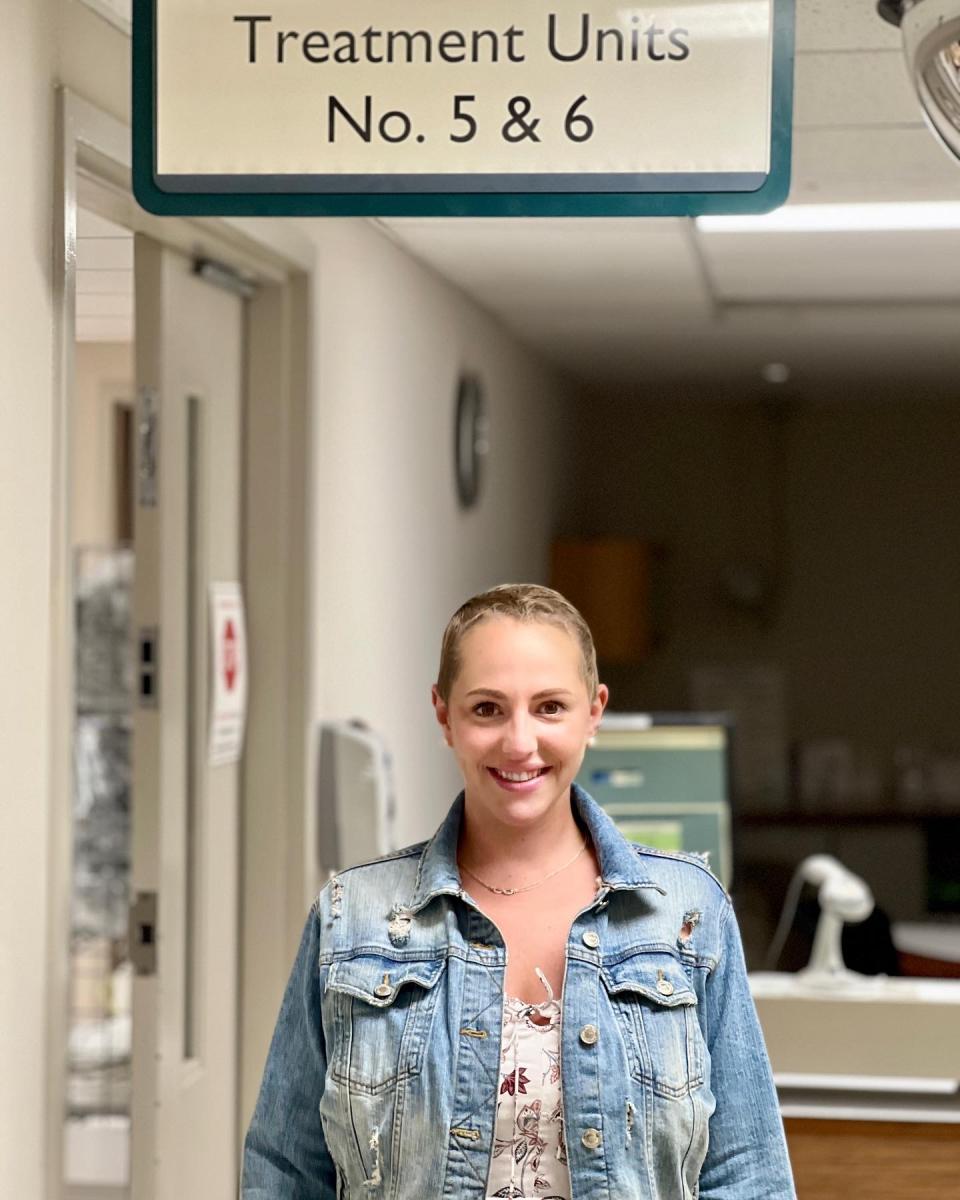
[
  {"left": 137, "top": 387, "right": 158, "bottom": 508},
  {"left": 129, "top": 891, "right": 158, "bottom": 977}
]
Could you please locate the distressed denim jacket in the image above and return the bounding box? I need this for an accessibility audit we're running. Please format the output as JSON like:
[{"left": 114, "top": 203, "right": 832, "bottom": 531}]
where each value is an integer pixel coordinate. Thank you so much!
[{"left": 242, "top": 784, "right": 796, "bottom": 1199}]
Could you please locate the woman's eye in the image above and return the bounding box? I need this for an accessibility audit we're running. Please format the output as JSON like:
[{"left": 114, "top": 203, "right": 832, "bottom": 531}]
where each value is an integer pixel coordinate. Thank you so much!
[
  {"left": 539, "top": 700, "right": 565, "bottom": 715},
  {"left": 473, "top": 701, "right": 499, "bottom": 718}
]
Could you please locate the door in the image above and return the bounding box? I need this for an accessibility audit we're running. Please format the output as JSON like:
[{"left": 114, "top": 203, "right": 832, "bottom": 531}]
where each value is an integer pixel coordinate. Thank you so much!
[{"left": 130, "top": 233, "right": 245, "bottom": 1199}]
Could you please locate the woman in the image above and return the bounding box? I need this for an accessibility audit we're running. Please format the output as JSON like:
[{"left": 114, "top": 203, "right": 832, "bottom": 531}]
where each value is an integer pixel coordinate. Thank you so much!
[{"left": 242, "top": 584, "right": 796, "bottom": 1199}]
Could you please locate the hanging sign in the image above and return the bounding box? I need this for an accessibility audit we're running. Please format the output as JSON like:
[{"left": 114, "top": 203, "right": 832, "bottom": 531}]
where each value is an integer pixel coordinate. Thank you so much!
[
  {"left": 133, "top": 0, "right": 794, "bottom": 218},
  {"left": 208, "top": 582, "right": 248, "bottom": 767}
]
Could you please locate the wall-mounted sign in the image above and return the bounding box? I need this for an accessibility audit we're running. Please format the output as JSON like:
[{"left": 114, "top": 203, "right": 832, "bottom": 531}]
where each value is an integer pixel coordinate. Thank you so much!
[
  {"left": 208, "top": 582, "right": 248, "bottom": 766},
  {"left": 133, "top": 0, "right": 795, "bottom": 218}
]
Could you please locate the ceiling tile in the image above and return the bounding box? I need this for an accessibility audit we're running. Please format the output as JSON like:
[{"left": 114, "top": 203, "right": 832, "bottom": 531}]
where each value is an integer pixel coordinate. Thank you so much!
[
  {"left": 796, "top": 0, "right": 902, "bottom": 53},
  {"left": 77, "top": 293, "right": 135, "bottom": 318},
  {"left": 77, "top": 209, "right": 131, "bottom": 240},
  {"left": 75, "top": 316, "right": 134, "bottom": 343},
  {"left": 77, "top": 268, "right": 134, "bottom": 295},
  {"left": 698, "top": 228, "right": 960, "bottom": 302},
  {"left": 77, "top": 236, "right": 134, "bottom": 271},
  {"left": 790, "top": 126, "right": 960, "bottom": 203},
  {"left": 794, "top": 49, "right": 920, "bottom": 129}
]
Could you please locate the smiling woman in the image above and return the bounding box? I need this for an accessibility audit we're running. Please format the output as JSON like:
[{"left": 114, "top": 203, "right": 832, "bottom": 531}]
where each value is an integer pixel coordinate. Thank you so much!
[{"left": 242, "top": 584, "right": 797, "bottom": 1200}]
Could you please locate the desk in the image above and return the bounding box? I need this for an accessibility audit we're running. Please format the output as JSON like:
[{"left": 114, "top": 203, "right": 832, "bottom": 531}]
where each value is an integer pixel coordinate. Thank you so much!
[
  {"left": 750, "top": 973, "right": 960, "bottom": 1198},
  {"left": 783, "top": 1118, "right": 959, "bottom": 1200}
]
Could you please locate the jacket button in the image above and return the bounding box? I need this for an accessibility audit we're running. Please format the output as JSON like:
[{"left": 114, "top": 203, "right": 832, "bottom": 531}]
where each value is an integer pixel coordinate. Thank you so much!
[
  {"left": 581, "top": 1128, "right": 602, "bottom": 1150},
  {"left": 656, "top": 970, "right": 674, "bottom": 997},
  {"left": 579, "top": 1024, "right": 599, "bottom": 1046},
  {"left": 581, "top": 930, "right": 600, "bottom": 949},
  {"left": 374, "top": 984, "right": 393, "bottom": 999}
]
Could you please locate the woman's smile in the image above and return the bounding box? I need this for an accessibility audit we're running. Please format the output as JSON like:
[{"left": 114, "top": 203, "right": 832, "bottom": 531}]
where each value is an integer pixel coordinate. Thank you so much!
[{"left": 487, "top": 765, "right": 552, "bottom": 792}]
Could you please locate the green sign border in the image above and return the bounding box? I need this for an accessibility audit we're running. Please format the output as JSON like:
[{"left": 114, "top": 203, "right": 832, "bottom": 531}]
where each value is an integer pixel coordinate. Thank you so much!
[{"left": 132, "top": 0, "right": 795, "bottom": 218}]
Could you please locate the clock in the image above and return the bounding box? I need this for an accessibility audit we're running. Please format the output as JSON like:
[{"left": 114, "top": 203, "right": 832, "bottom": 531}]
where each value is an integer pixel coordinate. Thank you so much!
[{"left": 454, "top": 372, "right": 488, "bottom": 509}]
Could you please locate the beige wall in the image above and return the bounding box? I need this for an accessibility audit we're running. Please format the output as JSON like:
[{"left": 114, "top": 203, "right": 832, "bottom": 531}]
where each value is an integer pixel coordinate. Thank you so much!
[
  {"left": 0, "top": 5, "right": 130, "bottom": 1190},
  {"left": 307, "top": 217, "right": 572, "bottom": 854},
  {"left": 72, "top": 340, "right": 134, "bottom": 546},
  {"left": 0, "top": 1, "right": 57, "bottom": 1195}
]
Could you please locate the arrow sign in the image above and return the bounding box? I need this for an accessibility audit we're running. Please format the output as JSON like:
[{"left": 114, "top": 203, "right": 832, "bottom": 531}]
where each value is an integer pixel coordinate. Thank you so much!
[
  {"left": 209, "top": 583, "right": 247, "bottom": 765},
  {"left": 223, "top": 618, "right": 237, "bottom": 691}
]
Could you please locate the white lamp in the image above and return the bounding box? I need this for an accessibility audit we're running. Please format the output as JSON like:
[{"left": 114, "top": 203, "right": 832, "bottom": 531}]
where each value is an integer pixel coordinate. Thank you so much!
[
  {"left": 766, "top": 854, "right": 875, "bottom": 986},
  {"left": 797, "top": 855, "right": 875, "bottom": 985}
]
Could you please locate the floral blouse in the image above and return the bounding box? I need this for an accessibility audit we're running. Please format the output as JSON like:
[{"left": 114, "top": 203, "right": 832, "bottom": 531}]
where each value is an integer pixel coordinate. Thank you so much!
[{"left": 486, "top": 967, "right": 571, "bottom": 1200}]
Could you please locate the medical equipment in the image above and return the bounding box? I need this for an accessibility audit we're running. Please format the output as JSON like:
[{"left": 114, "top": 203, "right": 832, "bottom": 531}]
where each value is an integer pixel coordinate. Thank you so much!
[
  {"left": 315, "top": 719, "right": 397, "bottom": 876},
  {"left": 766, "top": 854, "right": 875, "bottom": 985}
]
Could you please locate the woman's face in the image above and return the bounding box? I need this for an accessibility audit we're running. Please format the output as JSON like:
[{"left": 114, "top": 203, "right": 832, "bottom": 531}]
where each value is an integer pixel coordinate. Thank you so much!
[{"left": 432, "top": 616, "right": 608, "bottom": 829}]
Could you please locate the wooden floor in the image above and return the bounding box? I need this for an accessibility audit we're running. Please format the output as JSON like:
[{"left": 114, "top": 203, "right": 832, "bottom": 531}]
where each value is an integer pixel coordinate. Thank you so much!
[{"left": 785, "top": 1119, "right": 960, "bottom": 1200}]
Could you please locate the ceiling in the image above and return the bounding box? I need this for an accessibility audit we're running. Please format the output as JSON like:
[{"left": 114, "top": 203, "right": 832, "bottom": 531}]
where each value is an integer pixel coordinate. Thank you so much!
[
  {"left": 376, "top": 0, "right": 960, "bottom": 388},
  {"left": 77, "top": 2, "right": 960, "bottom": 388},
  {"left": 76, "top": 207, "right": 133, "bottom": 343}
]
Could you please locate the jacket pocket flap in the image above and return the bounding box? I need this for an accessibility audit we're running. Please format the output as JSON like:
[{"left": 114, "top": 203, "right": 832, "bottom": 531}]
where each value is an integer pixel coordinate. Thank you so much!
[
  {"left": 327, "top": 954, "right": 446, "bottom": 1007},
  {"left": 601, "top": 954, "right": 696, "bottom": 1007}
]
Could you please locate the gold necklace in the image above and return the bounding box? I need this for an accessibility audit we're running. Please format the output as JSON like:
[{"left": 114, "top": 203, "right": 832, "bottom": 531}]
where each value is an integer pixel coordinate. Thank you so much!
[{"left": 459, "top": 837, "right": 588, "bottom": 896}]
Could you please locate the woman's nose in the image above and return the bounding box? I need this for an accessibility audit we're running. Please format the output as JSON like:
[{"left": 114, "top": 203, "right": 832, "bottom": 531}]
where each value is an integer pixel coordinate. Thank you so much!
[{"left": 502, "top": 713, "right": 537, "bottom": 757}]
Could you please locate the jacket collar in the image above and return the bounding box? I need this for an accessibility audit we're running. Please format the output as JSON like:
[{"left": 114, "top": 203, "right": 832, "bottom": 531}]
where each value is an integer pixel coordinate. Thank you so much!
[{"left": 407, "top": 782, "right": 666, "bottom": 915}]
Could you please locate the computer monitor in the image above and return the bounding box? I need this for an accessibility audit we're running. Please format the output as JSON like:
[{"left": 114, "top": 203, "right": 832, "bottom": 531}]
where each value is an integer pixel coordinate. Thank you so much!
[{"left": 576, "top": 712, "right": 734, "bottom": 889}]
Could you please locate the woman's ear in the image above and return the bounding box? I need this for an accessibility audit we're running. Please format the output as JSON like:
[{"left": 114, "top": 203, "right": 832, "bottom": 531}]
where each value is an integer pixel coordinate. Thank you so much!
[
  {"left": 432, "top": 684, "right": 454, "bottom": 747},
  {"left": 589, "top": 683, "right": 609, "bottom": 737}
]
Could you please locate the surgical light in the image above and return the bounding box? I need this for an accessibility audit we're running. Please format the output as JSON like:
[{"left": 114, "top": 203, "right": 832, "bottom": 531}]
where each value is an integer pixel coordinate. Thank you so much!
[{"left": 879, "top": 0, "right": 960, "bottom": 165}]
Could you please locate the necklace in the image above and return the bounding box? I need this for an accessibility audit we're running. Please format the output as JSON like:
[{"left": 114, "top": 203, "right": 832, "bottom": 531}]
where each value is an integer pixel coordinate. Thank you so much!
[{"left": 459, "top": 837, "right": 588, "bottom": 896}]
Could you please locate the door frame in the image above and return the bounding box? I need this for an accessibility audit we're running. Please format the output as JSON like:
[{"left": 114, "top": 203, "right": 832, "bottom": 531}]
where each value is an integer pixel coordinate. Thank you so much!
[{"left": 49, "top": 87, "right": 316, "bottom": 1199}]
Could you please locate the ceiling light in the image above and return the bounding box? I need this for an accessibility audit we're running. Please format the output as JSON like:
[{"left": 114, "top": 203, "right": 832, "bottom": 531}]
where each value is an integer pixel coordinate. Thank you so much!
[
  {"left": 878, "top": 1, "right": 960, "bottom": 164},
  {"left": 761, "top": 362, "right": 791, "bottom": 384},
  {"left": 696, "top": 202, "right": 960, "bottom": 233}
]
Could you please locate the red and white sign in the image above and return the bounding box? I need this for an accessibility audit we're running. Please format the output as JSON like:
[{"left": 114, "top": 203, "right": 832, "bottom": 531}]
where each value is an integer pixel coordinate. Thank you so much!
[{"left": 209, "top": 582, "right": 248, "bottom": 766}]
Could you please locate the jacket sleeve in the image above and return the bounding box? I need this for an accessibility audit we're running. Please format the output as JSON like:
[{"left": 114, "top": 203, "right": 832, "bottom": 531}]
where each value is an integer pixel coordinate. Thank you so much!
[
  {"left": 697, "top": 896, "right": 797, "bottom": 1200},
  {"left": 241, "top": 900, "right": 337, "bottom": 1200}
]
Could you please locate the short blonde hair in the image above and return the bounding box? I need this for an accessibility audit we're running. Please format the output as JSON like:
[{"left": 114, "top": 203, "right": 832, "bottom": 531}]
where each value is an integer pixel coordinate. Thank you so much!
[{"left": 436, "top": 583, "right": 599, "bottom": 702}]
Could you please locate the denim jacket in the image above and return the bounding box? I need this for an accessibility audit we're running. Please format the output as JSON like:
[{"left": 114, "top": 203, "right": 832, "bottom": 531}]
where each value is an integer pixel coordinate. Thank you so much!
[{"left": 243, "top": 784, "right": 796, "bottom": 1199}]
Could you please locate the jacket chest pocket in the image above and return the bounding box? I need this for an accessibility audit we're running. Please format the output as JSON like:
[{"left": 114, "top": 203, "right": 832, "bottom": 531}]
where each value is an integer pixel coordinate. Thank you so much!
[
  {"left": 601, "top": 953, "right": 703, "bottom": 1100},
  {"left": 326, "top": 953, "right": 446, "bottom": 1095}
]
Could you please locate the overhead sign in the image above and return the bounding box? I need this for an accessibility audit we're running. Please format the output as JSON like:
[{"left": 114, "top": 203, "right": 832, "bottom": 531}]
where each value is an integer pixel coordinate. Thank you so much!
[{"left": 133, "top": 0, "right": 795, "bottom": 217}]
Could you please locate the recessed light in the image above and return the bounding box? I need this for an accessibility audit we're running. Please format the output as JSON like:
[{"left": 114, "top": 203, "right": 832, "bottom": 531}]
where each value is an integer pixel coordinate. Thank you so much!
[
  {"left": 761, "top": 362, "right": 791, "bottom": 384},
  {"left": 697, "top": 202, "right": 960, "bottom": 234}
]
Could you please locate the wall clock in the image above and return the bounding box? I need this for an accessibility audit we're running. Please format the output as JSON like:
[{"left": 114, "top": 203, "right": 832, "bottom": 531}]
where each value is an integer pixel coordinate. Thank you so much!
[{"left": 454, "top": 373, "right": 487, "bottom": 509}]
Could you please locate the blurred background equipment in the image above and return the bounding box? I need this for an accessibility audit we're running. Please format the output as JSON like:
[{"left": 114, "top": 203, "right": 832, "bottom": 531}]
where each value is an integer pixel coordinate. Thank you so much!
[
  {"left": 577, "top": 712, "right": 734, "bottom": 888},
  {"left": 766, "top": 854, "right": 875, "bottom": 984},
  {"left": 316, "top": 719, "right": 398, "bottom": 876},
  {"left": 551, "top": 537, "right": 655, "bottom": 665},
  {"left": 68, "top": 546, "right": 135, "bottom": 1191},
  {"left": 878, "top": 1, "right": 960, "bottom": 164}
]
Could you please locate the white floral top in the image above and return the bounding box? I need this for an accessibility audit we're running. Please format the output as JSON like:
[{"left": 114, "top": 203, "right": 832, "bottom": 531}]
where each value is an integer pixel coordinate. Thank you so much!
[{"left": 486, "top": 968, "right": 571, "bottom": 1200}]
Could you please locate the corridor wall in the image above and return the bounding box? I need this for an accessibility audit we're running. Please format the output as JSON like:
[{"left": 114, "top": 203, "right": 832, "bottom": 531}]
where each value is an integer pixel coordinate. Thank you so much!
[{"left": 1, "top": 2, "right": 59, "bottom": 1197}]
